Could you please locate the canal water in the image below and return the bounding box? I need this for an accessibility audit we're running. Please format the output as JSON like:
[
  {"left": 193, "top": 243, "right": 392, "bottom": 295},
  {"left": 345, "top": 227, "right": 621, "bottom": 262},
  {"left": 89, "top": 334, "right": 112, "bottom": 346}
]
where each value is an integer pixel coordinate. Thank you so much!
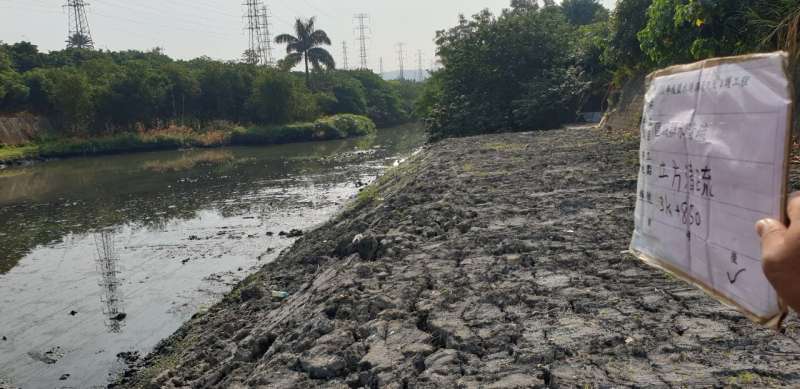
[{"left": 0, "top": 125, "right": 426, "bottom": 389}]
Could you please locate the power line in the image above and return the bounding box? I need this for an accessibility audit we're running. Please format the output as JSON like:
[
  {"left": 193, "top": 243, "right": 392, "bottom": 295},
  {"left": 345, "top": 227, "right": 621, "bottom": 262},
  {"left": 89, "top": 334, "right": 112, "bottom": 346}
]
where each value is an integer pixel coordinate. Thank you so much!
[
  {"left": 342, "top": 41, "right": 349, "bottom": 70},
  {"left": 354, "top": 13, "right": 370, "bottom": 70},
  {"left": 95, "top": 0, "right": 240, "bottom": 35},
  {"left": 396, "top": 42, "right": 405, "bottom": 81},
  {"left": 64, "top": 0, "right": 94, "bottom": 49},
  {"left": 88, "top": 9, "right": 239, "bottom": 41}
]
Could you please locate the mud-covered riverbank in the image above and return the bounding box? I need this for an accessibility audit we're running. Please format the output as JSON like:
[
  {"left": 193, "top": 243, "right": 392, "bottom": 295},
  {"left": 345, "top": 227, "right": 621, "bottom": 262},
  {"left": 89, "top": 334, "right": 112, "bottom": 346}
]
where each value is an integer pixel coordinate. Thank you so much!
[{"left": 115, "top": 127, "right": 800, "bottom": 388}]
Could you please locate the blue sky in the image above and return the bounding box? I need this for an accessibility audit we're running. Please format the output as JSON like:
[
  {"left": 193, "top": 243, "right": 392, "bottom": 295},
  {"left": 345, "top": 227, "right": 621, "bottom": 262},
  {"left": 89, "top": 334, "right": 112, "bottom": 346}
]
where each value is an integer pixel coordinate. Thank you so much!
[{"left": 0, "top": 0, "right": 616, "bottom": 71}]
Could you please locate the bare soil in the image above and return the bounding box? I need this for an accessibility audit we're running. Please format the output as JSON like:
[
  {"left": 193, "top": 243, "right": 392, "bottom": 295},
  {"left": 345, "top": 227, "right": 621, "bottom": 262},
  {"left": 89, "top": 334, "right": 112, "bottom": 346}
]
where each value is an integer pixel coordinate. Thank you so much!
[{"left": 116, "top": 127, "right": 800, "bottom": 388}]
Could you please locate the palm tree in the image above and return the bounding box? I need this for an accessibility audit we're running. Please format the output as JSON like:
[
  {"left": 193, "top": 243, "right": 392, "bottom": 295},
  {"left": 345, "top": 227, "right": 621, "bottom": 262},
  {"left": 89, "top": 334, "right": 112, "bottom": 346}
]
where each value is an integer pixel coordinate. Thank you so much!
[
  {"left": 275, "top": 17, "right": 335, "bottom": 85},
  {"left": 67, "top": 33, "right": 93, "bottom": 49}
]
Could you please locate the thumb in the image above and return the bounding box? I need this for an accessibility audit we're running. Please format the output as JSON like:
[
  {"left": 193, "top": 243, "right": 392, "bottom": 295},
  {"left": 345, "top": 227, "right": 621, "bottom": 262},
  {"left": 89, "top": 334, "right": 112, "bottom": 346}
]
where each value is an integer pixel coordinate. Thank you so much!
[{"left": 757, "top": 219, "right": 788, "bottom": 253}]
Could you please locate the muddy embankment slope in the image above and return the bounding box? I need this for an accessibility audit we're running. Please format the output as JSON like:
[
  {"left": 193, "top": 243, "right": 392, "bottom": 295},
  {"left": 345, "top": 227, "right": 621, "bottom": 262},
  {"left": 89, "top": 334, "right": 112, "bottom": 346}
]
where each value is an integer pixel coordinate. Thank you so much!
[{"left": 117, "top": 127, "right": 800, "bottom": 388}]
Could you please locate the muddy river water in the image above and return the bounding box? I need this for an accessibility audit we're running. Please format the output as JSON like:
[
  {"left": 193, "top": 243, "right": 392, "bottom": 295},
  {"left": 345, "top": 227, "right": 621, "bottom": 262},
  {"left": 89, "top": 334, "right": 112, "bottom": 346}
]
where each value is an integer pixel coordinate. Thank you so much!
[{"left": 0, "top": 125, "right": 425, "bottom": 388}]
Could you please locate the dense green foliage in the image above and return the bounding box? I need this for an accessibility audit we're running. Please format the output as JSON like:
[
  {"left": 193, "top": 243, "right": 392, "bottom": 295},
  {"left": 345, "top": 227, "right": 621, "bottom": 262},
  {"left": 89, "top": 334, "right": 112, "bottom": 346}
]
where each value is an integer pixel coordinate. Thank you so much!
[
  {"left": 0, "top": 43, "right": 419, "bottom": 143},
  {"left": 231, "top": 114, "right": 376, "bottom": 145},
  {"left": 423, "top": 0, "right": 800, "bottom": 140},
  {"left": 422, "top": 2, "right": 605, "bottom": 140},
  {"left": 0, "top": 114, "right": 375, "bottom": 162},
  {"left": 637, "top": 0, "right": 758, "bottom": 66}
]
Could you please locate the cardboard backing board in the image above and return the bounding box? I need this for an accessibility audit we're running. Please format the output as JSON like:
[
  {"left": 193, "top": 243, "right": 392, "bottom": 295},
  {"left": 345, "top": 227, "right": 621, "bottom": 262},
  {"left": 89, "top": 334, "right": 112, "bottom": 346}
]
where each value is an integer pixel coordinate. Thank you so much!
[{"left": 629, "top": 52, "right": 793, "bottom": 327}]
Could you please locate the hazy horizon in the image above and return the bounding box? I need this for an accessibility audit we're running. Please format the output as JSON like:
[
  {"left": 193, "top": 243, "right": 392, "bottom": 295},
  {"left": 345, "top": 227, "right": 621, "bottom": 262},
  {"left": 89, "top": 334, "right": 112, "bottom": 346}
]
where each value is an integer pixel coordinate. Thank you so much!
[{"left": 1, "top": 0, "right": 615, "bottom": 72}]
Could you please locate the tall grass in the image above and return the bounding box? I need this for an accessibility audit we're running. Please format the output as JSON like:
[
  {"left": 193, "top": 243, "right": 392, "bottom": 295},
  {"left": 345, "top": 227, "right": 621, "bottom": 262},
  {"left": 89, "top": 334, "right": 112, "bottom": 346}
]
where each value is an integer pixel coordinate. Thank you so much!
[{"left": 0, "top": 114, "right": 376, "bottom": 163}]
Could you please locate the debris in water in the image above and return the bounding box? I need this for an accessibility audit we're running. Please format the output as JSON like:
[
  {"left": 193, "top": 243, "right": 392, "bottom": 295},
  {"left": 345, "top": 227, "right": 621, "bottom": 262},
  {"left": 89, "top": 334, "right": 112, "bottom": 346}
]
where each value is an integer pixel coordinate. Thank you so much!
[
  {"left": 280, "top": 229, "right": 303, "bottom": 238},
  {"left": 2, "top": 336, "right": 6, "bottom": 341},
  {"left": 69, "top": 310, "right": 78, "bottom": 316},
  {"left": 116, "top": 351, "right": 141, "bottom": 364},
  {"left": 28, "top": 346, "right": 64, "bottom": 364},
  {"left": 59, "top": 373, "right": 70, "bottom": 381},
  {"left": 110, "top": 313, "right": 127, "bottom": 322}
]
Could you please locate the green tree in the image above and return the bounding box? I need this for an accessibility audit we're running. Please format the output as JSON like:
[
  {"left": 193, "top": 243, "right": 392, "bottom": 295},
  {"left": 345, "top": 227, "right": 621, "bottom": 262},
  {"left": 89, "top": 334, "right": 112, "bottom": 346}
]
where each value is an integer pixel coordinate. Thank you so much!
[
  {"left": 426, "top": 6, "right": 579, "bottom": 139},
  {"left": 512, "top": 67, "right": 589, "bottom": 129},
  {"left": 23, "top": 68, "right": 55, "bottom": 114},
  {"left": 389, "top": 79, "right": 423, "bottom": 120},
  {"left": 575, "top": 20, "right": 612, "bottom": 111},
  {"left": 638, "top": 0, "right": 756, "bottom": 67},
  {"left": 67, "top": 33, "right": 93, "bottom": 50},
  {"left": 328, "top": 73, "right": 368, "bottom": 115},
  {"left": 415, "top": 71, "right": 443, "bottom": 118},
  {"left": 561, "top": 0, "right": 608, "bottom": 25},
  {"left": 0, "top": 49, "right": 29, "bottom": 110},
  {"left": 0, "top": 41, "right": 417, "bottom": 135},
  {"left": 99, "top": 61, "right": 170, "bottom": 130},
  {"left": 275, "top": 17, "right": 335, "bottom": 85},
  {"left": 161, "top": 62, "right": 200, "bottom": 123},
  {"left": 194, "top": 60, "right": 255, "bottom": 122},
  {"left": 347, "top": 70, "right": 406, "bottom": 127},
  {"left": 603, "top": 0, "right": 653, "bottom": 78},
  {"left": 47, "top": 68, "right": 93, "bottom": 134},
  {"left": 5, "top": 41, "right": 43, "bottom": 72},
  {"left": 746, "top": 0, "right": 800, "bottom": 54},
  {"left": 246, "top": 70, "right": 318, "bottom": 124}
]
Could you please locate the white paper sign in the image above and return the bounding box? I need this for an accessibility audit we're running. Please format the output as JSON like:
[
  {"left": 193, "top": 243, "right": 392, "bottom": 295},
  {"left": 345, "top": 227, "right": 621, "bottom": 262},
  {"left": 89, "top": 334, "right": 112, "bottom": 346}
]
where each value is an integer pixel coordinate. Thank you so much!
[{"left": 630, "top": 52, "right": 792, "bottom": 325}]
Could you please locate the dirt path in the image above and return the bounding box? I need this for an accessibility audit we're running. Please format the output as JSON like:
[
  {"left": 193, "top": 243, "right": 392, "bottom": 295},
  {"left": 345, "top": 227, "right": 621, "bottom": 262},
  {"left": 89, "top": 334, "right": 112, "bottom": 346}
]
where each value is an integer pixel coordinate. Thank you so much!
[{"left": 117, "top": 128, "right": 800, "bottom": 388}]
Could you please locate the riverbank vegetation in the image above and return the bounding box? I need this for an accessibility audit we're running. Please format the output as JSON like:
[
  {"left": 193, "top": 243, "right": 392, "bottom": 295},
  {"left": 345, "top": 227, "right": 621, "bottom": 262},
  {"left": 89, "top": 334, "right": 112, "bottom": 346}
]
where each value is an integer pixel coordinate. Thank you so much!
[
  {"left": 420, "top": 0, "right": 800, "bottom": 140},
  {"left": 0, "top": 114, "right": 375, "bottom": 162},
  {"left": 0, "top": 38, "right": 419, "bottom": 158}
]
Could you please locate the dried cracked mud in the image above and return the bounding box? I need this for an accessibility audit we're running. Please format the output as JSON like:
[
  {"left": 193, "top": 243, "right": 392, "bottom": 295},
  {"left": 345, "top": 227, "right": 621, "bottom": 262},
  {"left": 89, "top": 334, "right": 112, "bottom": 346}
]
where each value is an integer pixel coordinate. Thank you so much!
[{"left": 116, "top": 128, "right": 800, "bottom": 388}]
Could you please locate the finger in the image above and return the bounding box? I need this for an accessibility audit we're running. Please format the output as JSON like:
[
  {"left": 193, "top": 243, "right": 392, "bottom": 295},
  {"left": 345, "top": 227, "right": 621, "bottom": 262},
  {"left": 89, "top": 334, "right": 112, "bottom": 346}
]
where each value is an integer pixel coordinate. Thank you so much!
[
  {"left": 757, "top": 219, "right": 788, "bottom": 252},
  {"left": 787, "top": 192, "right": 800, "bottom": 224}
]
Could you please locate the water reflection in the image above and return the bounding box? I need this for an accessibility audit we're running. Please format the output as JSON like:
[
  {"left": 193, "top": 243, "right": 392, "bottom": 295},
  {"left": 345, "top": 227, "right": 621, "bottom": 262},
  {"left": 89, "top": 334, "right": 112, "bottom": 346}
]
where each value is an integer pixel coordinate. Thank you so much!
[
  {"left": 0, "top": 125, "right": 427, "bottom": 388},
  {"left": 93, "top": 230, "right": 125, "bottom": 333},
  {"left": 0, "top": 125, "right": 425, "bottom": 274}
]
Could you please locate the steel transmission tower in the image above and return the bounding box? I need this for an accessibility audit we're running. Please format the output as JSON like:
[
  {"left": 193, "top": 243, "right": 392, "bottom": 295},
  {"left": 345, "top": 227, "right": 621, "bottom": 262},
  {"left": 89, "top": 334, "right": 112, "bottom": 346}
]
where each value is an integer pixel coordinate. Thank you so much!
[
  {"left": 417, "top": 50, "right": 423, "bottom": 82},
  {"left": 243, "top": 0, "right": 267, "bottom": 65},
  {"left": 64, "top": 0, "right": 94, "bottom": 49},
  {"left": 342, "top": 41, "right": 349, "bottom": 70},
  {"left": 354, "top": 13, "right": 370, "bottom": 69},
  {"left": 396, "top": 43, "right": 405, "bottom": 80},
  {"left": 379, "top": 57, "right": 384, "bottom": 76},
  {"left": 259, "top": 5, "right": 274, "bottom": 66}
]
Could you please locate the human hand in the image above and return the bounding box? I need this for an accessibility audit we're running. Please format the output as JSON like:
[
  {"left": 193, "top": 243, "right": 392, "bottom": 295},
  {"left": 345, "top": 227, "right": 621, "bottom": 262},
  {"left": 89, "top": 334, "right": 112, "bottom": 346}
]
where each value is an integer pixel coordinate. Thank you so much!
[{"left": 757, "top": 193, "right": 800, "bottom": 312}]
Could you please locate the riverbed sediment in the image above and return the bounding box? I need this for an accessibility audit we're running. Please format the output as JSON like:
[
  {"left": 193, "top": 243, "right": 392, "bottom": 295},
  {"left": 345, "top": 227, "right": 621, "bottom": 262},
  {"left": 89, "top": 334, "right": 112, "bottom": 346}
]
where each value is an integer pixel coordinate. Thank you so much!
[{"left": 116, "top": 127, "right": 800, "bottom": 388}]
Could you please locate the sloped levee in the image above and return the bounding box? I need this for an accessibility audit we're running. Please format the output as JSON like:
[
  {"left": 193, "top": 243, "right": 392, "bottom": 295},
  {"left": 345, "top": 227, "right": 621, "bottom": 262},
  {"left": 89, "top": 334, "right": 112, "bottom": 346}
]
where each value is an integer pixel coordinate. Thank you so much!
[
  {"left": 116, "top": 128, "right": 800, "bottom": 388},
  {"left": 0, "top": 113, "right": 50, "bottom": 146},
  {"left": 602, "top": 74, "right": 646, "bottom": 132}
]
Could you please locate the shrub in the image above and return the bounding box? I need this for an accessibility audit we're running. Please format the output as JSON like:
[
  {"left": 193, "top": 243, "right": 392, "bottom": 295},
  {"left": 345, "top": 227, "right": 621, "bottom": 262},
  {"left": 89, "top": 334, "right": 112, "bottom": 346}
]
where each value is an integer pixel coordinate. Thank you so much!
[{"left": 231, "top": 114, "right": 376, "bottom": 145}]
